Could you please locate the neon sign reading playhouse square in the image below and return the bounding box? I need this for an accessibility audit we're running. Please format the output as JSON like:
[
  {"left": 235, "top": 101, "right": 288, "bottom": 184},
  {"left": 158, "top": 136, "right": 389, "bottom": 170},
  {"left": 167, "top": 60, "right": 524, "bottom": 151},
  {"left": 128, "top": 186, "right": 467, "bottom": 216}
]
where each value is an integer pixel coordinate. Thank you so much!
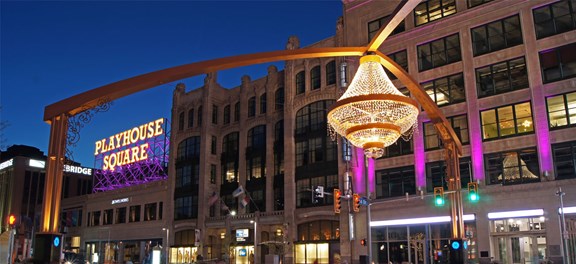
[
  {"left": 95, "top": 118, "right": 165, "bottom": 171},
  {"left": 93, "top": 118, "right": 169, "bottom": 192}
]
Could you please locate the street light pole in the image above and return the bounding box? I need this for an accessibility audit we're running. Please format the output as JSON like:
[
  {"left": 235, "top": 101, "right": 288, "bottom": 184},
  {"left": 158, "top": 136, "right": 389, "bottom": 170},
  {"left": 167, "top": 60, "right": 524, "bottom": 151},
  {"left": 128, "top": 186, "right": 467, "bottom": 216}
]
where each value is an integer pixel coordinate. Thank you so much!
[
  {"left": 251, "top": 220, "right": 258, "bottom": 264},
  {"left": 556, "top": 187, "right": 571, "bottom": 264},
  {"left": 364, "top": 155, "right": 373, "bottom": 264},
  {"left": 162, "top": 228, "right": 169, "bottom": 264}
]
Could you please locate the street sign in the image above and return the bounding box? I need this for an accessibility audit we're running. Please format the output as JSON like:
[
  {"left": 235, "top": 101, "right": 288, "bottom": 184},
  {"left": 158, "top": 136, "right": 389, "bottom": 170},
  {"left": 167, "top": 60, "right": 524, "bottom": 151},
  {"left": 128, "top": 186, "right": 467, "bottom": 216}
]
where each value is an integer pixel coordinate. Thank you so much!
[{"left": 359, "top": 197, "right": 369, "bottom": 206}]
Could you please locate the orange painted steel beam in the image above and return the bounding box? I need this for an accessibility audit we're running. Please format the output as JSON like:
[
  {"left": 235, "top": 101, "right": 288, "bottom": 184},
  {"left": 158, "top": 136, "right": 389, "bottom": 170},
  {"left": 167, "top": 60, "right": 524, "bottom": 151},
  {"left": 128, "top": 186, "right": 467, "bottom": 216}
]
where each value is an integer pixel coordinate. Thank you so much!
[
  {"left": 44, "top": 47, "right": 366, "bottom": 121},
  {"left": 373, "top": 50, "right": 463, "bottom": 154}
]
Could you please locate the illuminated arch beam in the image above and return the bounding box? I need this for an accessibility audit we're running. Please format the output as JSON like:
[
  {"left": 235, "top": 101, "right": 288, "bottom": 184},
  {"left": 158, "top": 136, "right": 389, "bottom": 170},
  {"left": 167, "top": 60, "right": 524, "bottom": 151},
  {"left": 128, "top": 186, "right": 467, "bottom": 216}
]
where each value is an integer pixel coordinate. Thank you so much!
[
  {"left": 372, "top": 51, "right": 463, "bottom": 154},
  {"left": 367, "top": 0, "right": 420, "bottom": 52},
  {"left": 44, "top": 47, "right": 366, "bottom": 121}
]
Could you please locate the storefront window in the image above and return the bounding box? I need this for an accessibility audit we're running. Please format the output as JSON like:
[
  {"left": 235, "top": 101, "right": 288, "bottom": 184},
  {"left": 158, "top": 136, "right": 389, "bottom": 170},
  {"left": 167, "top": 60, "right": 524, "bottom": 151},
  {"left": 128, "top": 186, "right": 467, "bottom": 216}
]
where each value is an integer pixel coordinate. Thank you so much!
[{"left": 372, "top": 221, "right": 477, "bottom": 264}]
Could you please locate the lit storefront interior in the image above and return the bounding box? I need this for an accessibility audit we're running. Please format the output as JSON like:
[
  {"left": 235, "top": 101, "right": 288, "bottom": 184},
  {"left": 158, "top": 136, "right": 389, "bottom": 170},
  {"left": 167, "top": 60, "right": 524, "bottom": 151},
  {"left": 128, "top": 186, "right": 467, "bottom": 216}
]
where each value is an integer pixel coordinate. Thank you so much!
[
  {"left": 170, "top": 229, "right": 199, "bottom": 263},
  {"left": 294, "top": 220, "right": 340, "bottom": 264},
  {"left": 86, "top": 239, "right": 161, "bottom": 264},
  {"left": 371, "top": 215, "right": 477, "bottom": 264},
  {"left": 488, "top": 209, "right": 547, "bottom": 264}
]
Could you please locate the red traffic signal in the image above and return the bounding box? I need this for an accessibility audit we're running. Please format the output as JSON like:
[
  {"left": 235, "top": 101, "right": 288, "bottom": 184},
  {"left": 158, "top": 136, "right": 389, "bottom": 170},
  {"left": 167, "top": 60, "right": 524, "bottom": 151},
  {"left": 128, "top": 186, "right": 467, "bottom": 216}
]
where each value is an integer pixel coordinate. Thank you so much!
[
  {"left": 353, "top": 194, "right": 361, "bottom": 212},
  {"left": 360, "top": 238, "right": 367, "bottom": 246},
  {"left": 334, "top": 189, "right": 342, "bottom": 214}
]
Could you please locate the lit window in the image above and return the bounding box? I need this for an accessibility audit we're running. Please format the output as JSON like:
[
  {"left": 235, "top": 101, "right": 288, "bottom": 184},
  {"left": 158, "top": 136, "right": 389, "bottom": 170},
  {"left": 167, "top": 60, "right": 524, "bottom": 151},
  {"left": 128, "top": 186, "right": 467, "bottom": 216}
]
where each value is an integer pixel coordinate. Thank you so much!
[
  {"left": 480, "top": 102, "right": 534, "bottom": 140},
  {"left": 414, "top": 0, "right": 456, "bottom": 26},
  {"left": 547, "top": 91, "right": 576, "bottom": 129},
  {"left": 422, "top": 73, "right": 465, "bottom": 106}
]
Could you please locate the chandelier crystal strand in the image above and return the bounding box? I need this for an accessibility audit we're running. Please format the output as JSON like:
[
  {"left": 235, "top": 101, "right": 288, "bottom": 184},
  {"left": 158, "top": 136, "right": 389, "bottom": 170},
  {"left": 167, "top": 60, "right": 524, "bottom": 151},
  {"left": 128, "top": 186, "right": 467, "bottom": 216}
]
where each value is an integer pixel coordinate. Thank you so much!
[{"left": 327, "top": 55, "right": 419, "bottom": 158}]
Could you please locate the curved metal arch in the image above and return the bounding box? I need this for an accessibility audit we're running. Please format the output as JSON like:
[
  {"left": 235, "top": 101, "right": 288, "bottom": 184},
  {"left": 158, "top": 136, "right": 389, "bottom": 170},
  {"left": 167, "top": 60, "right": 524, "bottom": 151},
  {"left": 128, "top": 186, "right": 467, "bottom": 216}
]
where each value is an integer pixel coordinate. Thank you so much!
[{"left": 44, "top": 47, "right": 366, "bottom": 121}]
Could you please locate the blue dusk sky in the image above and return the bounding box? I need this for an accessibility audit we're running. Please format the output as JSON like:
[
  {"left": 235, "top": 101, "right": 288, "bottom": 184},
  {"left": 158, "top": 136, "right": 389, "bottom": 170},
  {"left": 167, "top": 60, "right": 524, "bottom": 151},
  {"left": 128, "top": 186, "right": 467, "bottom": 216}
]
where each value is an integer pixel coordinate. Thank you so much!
[{"left": 1, "top": 1, "right": 343, "bottom": 166}]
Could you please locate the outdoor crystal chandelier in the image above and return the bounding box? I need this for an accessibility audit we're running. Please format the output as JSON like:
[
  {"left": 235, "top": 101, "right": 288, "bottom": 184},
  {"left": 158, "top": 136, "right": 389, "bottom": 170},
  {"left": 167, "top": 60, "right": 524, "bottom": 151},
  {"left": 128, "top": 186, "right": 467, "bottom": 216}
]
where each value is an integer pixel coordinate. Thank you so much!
[{"left": 327, "top": 55, "right": 420, "bottom": 158}]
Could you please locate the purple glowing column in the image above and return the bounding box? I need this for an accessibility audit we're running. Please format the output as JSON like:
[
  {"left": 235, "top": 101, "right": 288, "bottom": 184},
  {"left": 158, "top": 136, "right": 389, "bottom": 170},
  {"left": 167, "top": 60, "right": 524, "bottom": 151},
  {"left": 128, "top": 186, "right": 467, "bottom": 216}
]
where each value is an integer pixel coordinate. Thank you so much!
[
  {"left": 532, "top": 87, "right": 553, "bottom": 175},
  {"left": 354, "top": 147, "right": 366, "bottom": 194},
  {"left": 469, "top": 99, "right": 485, "bottom": 181},
  {"left": 413, "top": 120, "right": 426, "bottom": 188},
  {"left": 353, "top": 147, "right": 376, "bottom": 194}
]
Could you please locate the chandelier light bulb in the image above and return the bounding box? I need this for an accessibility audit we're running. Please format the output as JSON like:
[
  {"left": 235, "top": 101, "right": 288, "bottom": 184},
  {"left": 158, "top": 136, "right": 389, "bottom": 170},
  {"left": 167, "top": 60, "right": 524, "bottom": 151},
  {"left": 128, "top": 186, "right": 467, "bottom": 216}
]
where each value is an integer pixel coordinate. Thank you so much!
[{"left": 327, "top": 55, "right": 419, "bottom": 158}]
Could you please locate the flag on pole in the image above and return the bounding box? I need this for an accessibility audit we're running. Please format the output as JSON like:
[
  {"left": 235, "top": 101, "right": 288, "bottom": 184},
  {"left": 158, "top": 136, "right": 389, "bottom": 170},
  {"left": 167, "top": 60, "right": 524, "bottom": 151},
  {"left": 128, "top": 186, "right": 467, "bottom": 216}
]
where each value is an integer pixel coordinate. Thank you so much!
[
  {"left": 208, "top": 192, "right": 219, "bottom": 206},
  {"left": 241, "top": 196, "right": 250, "bottom": 207},
  {"left": 232, "top": 185, "right": 245, "bottom": 197}
]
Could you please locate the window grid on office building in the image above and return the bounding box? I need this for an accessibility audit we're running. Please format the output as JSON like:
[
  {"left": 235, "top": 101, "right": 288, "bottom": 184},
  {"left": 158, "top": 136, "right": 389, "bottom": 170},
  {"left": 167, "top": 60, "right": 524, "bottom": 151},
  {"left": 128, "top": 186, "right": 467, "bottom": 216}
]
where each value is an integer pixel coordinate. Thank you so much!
[
  {"left": 424, "top": 114, "right": 469, "bottom": 150},
  {"left": 471, "top": 15, "right": 523, "bottom": 56},
  {"left": 547, "top": 91, "right": 576, "bottom": 129},
  {"left": 476, "top": 57, "right": 528, "bottom": 98},
  {"left": 480, "top": 102, "right": 534, "bottom": 140},
  {"left": 422, "top": 72, "right": 465, "bottom": 106},
  {"left": 414, "top": 0, "right": 457, "bottom": 26},
  {"left": 533, "top": 0, "right": 576, "bottom": 39},
  {"left": 484, "top": 147, "right": 540, "bottom": 185},
  {"left": 417, "top": 34, "right": 461, "bottom": 71}
]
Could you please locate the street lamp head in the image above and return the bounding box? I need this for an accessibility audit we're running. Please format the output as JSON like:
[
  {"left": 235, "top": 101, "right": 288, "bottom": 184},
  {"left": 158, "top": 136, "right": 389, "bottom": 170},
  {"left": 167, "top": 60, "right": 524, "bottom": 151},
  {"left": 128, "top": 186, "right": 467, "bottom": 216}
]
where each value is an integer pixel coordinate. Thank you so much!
[
  {"left": 230, "top": 210, "right": 237, "bottom": 216},
  {"left": 162, "top": 228, "right": 167, "bottom": 231},
  {"left": 250, "top": 220, "right": 255, "bottom": 224}
]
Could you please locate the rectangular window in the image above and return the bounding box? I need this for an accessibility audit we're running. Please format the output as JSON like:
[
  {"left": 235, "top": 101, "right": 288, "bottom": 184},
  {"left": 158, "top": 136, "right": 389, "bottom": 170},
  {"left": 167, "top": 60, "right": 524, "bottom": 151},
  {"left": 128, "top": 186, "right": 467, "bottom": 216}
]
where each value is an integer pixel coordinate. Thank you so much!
[
  {"left": 248, "top": 97, "right": 256, "bottom": 117},
  {"left": 533, "top": 0, "right": 576, "bottom": 39},
  {"left": 471, "top": 15, "right": 523, "bottom": 56},
  {"left": 414, "top": 0, "right": 457, "bottom": 26},
  {"left": 476, "top": 57, "right": 528, "bottom": 98},
  {"left": 481, "top": 102, "right": 534, "bottom": 140},
  {"left": 188, "top": 109, "right": 194, "bottom": 128},
  {"left": 547, "top": 91, "right": 576, "bottom": 129},
  {"left": 223, "top": 105, "right": 230, "bottom": 124},
  {"left": 144, "top": 203, "right": 157, "bottom": 221},
  {"left": 326, "top": 61, "right": 336, "bottom": 85},
  {"left": 234, "top": 102, "right": 240, "bottom": 122},
  {"left": 418, "top": 34, "right": 461, "bottom": 71},
  {"left": 103, "top": 209, "right": 113, "bottom": 225},
  {"left": 539, "top": 43, "right": 576, "bottom": 83},
  {"left": 552, "top": 140, "right": 576, "bottom": 180},
  {"left": 295, "top": 175, "right": 338, "bottom": 208},
  {"left": 379, "top": 138, "right": 413, "bottom": 158},
  {"left": 296, "top": 71, "right": 305, "bottom": 94},
  {"left": 368, "top": 15, "right": 406, "bottom": 41},
  {"left": 260, "top": 93, "right": 267, "bottom": 114},
  {"left": 424, "top": 114, "right": 469, "bottom": 150},
  {"left": 174, "top": 196, "right": 196, "bottom": 220},
  {"left": 178, "top": 112, "right": 184, "bottom": 131},
  {"left": 89, "top": 211, "right": 101, "bottom": 226},
  {"left": 211, "top": 136, "right": 217, "bottom": 155},
  {"left": 275, "top": 88, "right": 285, "bottom": 110},
  {"left": 115, "top": 207, "right": 126, "bottom": 224},
  {"left": 426, "top": 157, "right": 472, "bottom": 192},
  {"left": 210, "top": 164, "right": 217, "bottom": 184},
  {"left": 212, "top": 105, "right": 218, "bottom": 124},
  {"left": 485, "top": 148, "right": 540, "bottom": 185},
  {"left": 311, "top": 66, "right": 321, "bottom": 90},
  {"left": 467, "top": 0, "right": 493, "bottom": 8},
  {"left": 422, "top": 72, "right": 465, "bottom": 106},
  {"left": 376, "top": 166, "right": 416, "bottom": 199},
  {"left": 385, "top": 50, "right": 408, "bottom": 80},
  {"left": 197, "top": 106, "right": 203, "bottom": 126},
  {"left": 129, "top": 205, "right": 141, "bottom": 223}
]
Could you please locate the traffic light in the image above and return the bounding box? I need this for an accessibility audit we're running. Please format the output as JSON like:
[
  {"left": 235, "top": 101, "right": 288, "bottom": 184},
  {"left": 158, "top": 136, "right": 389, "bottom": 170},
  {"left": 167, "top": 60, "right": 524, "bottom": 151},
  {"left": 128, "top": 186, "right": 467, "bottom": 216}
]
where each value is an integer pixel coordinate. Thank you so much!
[
  {"left": 312, "top": 186, "right": 324, "bottom": 204},
  {"left": 468, "top": 182, "right": 479, "bottom": 202},
  {"left": 360, "top": 238, "right": 367, "bottom": 246},
  {"left": 434, "top": 187, "right": 445, "bottom": 206},
  {"left": 353, "top": 193, "right": 361, "bottom": 212},
  {"left": 334, "top": 189, "right": 342, "bottom": 214},
  {"left": 8, "top": 214, "right": 16, "bottom": 228}
]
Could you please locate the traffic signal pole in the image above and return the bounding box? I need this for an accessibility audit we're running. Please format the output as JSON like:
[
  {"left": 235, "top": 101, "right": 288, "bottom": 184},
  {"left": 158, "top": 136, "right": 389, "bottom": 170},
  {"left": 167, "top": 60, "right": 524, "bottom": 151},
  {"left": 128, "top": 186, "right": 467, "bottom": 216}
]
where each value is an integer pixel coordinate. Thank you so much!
[{"left": 445, "top": 142, "right": 466, "bottom": 264}]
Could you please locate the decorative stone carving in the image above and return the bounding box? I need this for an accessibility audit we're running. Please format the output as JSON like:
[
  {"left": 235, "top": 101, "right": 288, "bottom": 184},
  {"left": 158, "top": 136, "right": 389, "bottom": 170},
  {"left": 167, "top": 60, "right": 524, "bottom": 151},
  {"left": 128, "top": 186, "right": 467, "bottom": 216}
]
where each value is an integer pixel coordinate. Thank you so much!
[{"left": 286, "top": 36, "right": 300, "bottom": 50}]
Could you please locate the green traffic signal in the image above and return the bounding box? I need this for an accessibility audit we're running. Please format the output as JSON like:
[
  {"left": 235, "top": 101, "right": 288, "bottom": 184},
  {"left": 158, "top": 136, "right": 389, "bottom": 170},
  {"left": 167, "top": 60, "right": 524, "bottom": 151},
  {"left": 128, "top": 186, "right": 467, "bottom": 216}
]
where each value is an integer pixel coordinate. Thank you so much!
[
  {"left": 435, "top": 196, "right": 445, "bottom": 205},
  {"left": 468, "top": 182, "right": 479, "bottom": 202},
  {"left": 433, "top": 187, "right": 444, "bottom": 206}
]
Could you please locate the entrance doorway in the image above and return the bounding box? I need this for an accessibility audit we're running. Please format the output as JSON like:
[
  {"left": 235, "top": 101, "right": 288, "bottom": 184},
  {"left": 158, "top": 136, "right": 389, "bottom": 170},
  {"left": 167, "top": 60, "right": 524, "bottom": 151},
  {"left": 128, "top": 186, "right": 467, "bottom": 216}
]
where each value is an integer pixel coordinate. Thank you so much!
[
  {"left": 493, "top": 236, "right": 546, "bottom": 264},
  {"left": 490, "top": 216, "right": 547, "bottom": 264}
]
